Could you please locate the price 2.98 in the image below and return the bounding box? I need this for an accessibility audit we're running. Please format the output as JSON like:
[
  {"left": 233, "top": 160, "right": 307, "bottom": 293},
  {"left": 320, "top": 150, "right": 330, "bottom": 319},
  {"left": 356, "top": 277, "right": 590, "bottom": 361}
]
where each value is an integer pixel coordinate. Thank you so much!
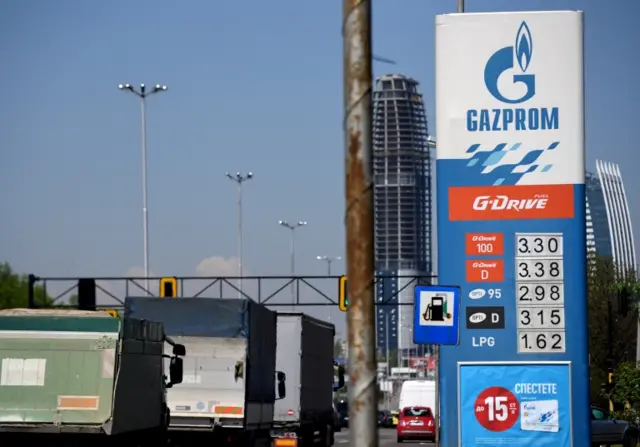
[{"left": 517, "top": 283, "right": 564, "bottom": 304}]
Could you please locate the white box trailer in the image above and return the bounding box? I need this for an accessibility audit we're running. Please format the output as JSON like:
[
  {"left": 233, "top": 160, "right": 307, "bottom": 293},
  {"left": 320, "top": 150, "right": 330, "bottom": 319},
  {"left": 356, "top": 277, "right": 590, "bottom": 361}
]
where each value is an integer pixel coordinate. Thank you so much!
[{"left": 125, "top": 297, "right": 283, "bottom": 445}]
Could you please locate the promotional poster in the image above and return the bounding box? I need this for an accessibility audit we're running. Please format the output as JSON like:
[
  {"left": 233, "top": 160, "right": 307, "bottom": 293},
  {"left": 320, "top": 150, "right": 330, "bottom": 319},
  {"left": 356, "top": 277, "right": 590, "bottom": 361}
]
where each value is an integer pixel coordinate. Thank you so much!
[{"left": 459, "top": 363, "right": 571, "bottom": 446}]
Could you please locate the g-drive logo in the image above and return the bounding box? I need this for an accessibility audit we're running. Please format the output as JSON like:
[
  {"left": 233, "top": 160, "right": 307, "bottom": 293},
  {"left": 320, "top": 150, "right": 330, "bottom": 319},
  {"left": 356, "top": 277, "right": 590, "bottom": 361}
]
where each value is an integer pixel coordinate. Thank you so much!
[{"left": 467, "top": 21, "right": 559, "bottom": 133}]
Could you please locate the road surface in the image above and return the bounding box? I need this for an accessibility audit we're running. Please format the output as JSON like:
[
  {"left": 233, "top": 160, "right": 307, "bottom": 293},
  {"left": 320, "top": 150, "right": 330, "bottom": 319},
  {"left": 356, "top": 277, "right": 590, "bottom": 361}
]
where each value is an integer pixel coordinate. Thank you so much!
[{"left": 335, "top": 428, "right": 435, "bottom": 446}]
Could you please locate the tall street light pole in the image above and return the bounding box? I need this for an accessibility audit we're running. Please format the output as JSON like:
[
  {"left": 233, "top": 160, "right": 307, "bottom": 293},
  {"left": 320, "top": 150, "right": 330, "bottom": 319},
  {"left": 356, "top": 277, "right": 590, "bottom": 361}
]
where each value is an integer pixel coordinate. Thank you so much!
[
  {"left": 279, "top": 220, "right": 307, "bottom": 309},
  {"left": 226, "top": 172, "right": 253, "bottom": 298},
  {"left": 118, "top": 83, "right": 168, "bottom": 294},
  {"left": 316, "top": 255, "right": 342, "bottom": 323},
  {"left": 316, "top": 255, "right": 342, "bottom": 275}
]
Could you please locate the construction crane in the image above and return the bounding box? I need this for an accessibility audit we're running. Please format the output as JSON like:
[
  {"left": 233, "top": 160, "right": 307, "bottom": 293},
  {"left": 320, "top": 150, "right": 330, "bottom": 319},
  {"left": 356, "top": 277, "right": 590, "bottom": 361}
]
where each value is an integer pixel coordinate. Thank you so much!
[{"left": 373, "top": 54, "right": 396, "bottom": 65}]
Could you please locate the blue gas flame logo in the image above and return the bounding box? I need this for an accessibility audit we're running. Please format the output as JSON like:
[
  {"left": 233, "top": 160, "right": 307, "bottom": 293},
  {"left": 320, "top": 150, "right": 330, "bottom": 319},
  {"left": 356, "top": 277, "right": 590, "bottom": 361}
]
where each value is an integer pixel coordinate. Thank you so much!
[
  {"left": 484, "top": 21, "right": 536, "bottom": 104},
  {"left": 516, "top": 22, "right": 532, "bottom": 72}
]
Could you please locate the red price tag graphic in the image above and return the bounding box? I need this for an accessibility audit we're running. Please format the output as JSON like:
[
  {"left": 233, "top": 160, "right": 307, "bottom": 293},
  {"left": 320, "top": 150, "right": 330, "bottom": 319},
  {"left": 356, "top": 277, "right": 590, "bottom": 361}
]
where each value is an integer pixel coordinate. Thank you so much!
[{"left": 474, "top": 387, "right": 520, "bottom": 432}]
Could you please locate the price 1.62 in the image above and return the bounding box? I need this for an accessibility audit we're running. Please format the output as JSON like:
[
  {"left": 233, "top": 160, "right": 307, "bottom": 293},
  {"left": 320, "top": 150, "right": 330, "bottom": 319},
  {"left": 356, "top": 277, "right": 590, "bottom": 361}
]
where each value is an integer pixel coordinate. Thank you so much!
[
  {"left": 517, "top": 283, "right": 564, "bottom": 304},
  {"left": 516, "top": 259, "right": 563, "bottom": 281},
  {"left": 518, "top": 330, "right": 566, "bottom": 353}
]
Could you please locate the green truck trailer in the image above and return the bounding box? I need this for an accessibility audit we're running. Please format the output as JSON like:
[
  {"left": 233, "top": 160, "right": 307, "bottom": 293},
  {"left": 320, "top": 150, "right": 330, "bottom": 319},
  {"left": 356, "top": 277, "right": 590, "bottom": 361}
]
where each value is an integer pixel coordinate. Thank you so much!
[{"left": 0, "top": 308, "right": 185, "bottom": 445}]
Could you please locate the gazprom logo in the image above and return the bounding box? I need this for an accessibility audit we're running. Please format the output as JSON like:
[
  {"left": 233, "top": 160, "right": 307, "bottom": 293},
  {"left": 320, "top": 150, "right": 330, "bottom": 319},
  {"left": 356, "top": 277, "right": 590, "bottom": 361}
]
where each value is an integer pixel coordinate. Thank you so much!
[{"left": 467, "top": 21, "right": 559, "bottom": 133}]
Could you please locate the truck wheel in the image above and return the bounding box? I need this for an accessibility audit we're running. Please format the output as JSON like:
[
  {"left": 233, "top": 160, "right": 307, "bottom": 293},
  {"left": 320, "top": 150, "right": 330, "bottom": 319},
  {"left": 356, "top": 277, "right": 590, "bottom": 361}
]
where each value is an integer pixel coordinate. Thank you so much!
[
  {"left": 623, "top": 431, "right": 637, "bottom": 447},
  {"left": 327, "top": 424, "right": 335, "bottom": 446}
]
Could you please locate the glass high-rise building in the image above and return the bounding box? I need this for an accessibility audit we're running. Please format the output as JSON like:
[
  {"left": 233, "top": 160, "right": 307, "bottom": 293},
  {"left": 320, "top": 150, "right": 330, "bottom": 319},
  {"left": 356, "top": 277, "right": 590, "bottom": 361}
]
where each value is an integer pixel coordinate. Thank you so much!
[
  {"left": 585, "top": 160, "right": 636, "bottom": 272},
  {"left": 372, "top": 74, "right": 433, "bottom": 355}
]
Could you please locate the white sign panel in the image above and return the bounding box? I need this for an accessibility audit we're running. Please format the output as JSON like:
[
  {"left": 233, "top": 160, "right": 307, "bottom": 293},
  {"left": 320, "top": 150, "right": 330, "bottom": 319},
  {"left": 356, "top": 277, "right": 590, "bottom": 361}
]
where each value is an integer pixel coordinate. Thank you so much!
[{"left": 435, "top": 11, "right": 585, "bottom": 186}]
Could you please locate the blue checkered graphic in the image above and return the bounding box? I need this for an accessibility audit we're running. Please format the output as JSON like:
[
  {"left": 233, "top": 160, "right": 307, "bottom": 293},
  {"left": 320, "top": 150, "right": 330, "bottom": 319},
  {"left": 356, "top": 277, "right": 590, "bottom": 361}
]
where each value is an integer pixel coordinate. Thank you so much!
[{"left": 445, "top": 141, "right": 560, "bottom": 186}]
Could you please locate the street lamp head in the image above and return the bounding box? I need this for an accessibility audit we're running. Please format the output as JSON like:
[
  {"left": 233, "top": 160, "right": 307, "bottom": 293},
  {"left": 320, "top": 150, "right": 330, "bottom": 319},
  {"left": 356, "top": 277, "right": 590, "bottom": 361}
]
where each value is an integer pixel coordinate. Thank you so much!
[
  {"left": 317, "top": 255, "right": 325, "bottom": 260},
  {"left": 154, "top": 84, "right": 168, "bottom": 92},
  {"left": 225, "top": 172, "right": 233, "bottom": 179},
  {"left": 298, "top": 221, "right": 308, "bottom": 226},
  {"left": 278, "top": 220, "right": 287, "bottom": 226},
  {"left": 247, "top": 172, "right": 253, "bottom": 179},
  {"left": 118, "top": 84, "right": 133, "bottom": 91}
]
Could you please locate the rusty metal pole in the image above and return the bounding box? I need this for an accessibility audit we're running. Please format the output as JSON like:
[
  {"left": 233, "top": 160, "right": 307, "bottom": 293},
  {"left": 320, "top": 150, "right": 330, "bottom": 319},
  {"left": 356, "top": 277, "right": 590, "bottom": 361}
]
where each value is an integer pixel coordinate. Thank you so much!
[{"left": 343, "top": 1, "right": 378, "bottom": 447}]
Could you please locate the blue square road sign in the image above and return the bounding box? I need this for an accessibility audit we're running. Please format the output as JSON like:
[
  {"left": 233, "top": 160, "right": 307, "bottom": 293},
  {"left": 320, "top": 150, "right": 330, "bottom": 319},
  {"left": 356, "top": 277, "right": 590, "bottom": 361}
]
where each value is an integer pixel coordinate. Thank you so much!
[{"left": 413, "top": 285, "right": 460, "bottom": 345}]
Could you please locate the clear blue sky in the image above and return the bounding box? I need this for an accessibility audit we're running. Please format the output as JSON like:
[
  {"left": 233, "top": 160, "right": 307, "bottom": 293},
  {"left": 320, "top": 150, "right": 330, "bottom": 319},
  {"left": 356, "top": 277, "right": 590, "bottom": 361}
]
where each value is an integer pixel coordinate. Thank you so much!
[{"left": 1, "top": 0, "right": 638, "bottom": 329}]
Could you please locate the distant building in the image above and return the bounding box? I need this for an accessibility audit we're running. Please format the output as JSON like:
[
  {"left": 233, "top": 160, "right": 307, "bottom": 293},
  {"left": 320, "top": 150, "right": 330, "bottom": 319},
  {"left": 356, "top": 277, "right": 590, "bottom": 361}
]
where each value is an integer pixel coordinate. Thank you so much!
[
  {"left": 586, "top": 160, "right": 636, "bottom": 272},
  {"left": 372, "top": 74, "right": 433, "bottom": 357},
  {"left": 373, "top": 74, "right": 432, "bottom": 274}
]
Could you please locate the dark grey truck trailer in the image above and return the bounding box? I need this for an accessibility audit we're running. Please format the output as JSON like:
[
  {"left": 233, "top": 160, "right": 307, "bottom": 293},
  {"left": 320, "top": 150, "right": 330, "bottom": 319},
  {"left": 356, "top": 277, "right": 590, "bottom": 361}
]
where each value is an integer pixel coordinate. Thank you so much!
[{"left": 271, "top": 313, "right": 344, "bottom": 447}]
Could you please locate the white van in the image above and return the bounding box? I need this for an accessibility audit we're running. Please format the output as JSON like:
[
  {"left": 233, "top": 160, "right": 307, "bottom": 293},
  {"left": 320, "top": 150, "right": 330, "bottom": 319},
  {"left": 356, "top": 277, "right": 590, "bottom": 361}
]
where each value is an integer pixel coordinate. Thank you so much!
[{"left": 398, "top": 380, "right": 437, "bottom": 416}]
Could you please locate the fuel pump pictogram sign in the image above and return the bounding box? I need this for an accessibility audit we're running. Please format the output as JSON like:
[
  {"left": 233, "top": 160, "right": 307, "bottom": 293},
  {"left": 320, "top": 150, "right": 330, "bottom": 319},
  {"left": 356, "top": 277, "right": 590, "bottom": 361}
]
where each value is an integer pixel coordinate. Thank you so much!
[{"left": 413, "top": 285, "right": 460, "bottom": 345}]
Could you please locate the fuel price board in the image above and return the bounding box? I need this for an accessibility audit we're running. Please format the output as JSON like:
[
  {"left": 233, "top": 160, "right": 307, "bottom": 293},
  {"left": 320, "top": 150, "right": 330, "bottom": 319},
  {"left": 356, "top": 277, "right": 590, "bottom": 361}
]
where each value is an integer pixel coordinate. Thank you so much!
[{"left": 516, "top": 233, "right": 566, "bottom": 354}]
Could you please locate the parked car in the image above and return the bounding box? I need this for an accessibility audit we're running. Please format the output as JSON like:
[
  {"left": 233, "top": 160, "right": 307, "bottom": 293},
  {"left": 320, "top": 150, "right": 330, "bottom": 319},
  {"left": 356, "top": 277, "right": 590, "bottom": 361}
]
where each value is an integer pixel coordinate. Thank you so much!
[
  {"left": 333, "top": 403, "right": 342, "bottom": 432},
  {"left": 378, "top": 410, "right": 393, "bottom": 427},
  {"left": 397, "top": 406, "right": 435, "bottom": 443},
  {"left": 591, "top": 406, "right": 638, "bottom": 447},
  {"left": 336, "top": 399, "right": 349, "bottom": 428},
  {"left": 390, "top": 410, "right": 399, "bottom": 427}
]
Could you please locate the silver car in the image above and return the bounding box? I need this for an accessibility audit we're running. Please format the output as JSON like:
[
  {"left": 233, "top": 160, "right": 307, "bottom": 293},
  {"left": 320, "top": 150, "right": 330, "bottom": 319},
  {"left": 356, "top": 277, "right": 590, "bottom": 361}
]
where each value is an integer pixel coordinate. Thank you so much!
[{"left": 591, "top": 406, "right": 638, "bottom": 447}]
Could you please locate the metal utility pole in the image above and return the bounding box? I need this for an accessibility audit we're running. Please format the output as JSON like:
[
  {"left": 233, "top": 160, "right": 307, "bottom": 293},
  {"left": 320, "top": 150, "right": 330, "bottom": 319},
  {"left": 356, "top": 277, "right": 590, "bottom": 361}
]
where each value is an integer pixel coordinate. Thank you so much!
[
  {"left": 226, "top": 172, "right": 253, "bottom": 298},
  {"left": 278, "top": 220, "right": 307, "bottom": 309},
  {"left": 457, "top": 0, "right": 464, "bottom": 13},
  {"left": 316, "top": 255, "right": 342, "bottom": 275},
  {"left": 118, "top": 83, "right": 168, "bottom": 294},
  {"left": 343, "top": 0, "right": 377, "bottom": 445}
]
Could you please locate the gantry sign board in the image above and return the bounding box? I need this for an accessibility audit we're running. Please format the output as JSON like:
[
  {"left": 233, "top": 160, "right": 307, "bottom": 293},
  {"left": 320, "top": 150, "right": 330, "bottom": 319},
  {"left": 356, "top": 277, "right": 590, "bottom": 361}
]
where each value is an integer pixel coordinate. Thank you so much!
[{"left": 434, "top": 11, "right": 588, "bottom": 447}]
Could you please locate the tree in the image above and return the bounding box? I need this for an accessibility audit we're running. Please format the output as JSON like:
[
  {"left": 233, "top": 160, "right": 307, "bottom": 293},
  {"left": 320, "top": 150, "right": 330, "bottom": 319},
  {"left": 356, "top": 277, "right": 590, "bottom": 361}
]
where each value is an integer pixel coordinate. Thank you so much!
[
  {"left": 587, "top": 256, "right": 639, "bottom": 406},
  {"left": 0, "top": 262, "right": 53, "bottom": 309},
  {"left": 605, "top": 361, "right": 640, "bottom": 422}
]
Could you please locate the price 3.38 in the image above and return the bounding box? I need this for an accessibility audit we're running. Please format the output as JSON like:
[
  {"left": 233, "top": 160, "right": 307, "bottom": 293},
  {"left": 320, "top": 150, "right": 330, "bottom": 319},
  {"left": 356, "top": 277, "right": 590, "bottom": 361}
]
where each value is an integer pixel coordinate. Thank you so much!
[{"left": 516, "top": 259, "right": 563, "bottom": 281}]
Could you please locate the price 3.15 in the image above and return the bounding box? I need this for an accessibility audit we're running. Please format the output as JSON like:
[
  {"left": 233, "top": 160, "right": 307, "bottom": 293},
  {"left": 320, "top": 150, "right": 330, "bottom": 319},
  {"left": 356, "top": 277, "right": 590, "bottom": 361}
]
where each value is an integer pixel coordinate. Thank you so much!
[{"left": 518, "top": 307, "right": 565, "bottom": 329}]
